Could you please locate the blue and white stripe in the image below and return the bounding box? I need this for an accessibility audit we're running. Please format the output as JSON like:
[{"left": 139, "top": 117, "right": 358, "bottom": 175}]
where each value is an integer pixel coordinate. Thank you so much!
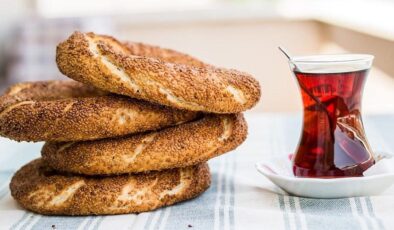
[{"left": 0, "top": 114, "right": 393, "bottom": 230}]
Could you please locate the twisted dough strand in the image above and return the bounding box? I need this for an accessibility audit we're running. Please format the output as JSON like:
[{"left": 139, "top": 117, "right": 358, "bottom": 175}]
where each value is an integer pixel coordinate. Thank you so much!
[
  {"left": 56, "top": 32, "right": 261, "bottom": 113},
  {"left": 0, "top": 81, "right": 198, "bottom": 142},
  {"left": 10, "top": 159, "right": 210, "bottom": 215},
  {"left": 42, "top": 113, "right": 247, "bottom": 175}
]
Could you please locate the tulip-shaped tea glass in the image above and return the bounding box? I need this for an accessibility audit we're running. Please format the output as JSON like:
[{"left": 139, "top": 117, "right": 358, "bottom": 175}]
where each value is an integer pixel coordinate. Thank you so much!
[{"left": 289, "top": 54, "right": 375, "bottom": 178}]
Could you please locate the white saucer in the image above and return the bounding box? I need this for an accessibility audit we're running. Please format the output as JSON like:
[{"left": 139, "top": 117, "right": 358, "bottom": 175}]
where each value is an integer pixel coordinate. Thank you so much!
[{"left": 255, "top": 153, "right": 394, "bottom": 198}]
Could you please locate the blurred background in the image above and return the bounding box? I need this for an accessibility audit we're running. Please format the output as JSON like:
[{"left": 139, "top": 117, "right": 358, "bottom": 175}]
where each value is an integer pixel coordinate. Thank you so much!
[{"left": 0, "top": 0, "right": 393, "bottom": 114}]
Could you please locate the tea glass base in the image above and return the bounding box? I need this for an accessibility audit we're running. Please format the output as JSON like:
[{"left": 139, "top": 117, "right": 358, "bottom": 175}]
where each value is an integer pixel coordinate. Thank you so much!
[{"left": 293, "top": 158, "right": 375, "bottom": 178}]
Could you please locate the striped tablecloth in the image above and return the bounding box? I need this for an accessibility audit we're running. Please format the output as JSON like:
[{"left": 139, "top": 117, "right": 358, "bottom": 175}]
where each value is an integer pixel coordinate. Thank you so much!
[{"left": 0, "top": 113, "right": 393, "bottom": 230}]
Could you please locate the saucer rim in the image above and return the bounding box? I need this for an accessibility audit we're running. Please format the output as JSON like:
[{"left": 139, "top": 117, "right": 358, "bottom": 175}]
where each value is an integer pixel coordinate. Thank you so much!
[{"left": 255, "top": 156, "right": 394, "bottom": 184}]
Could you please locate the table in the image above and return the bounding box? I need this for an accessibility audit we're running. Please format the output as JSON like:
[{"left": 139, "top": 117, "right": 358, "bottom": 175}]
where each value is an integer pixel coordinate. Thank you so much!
[{"left": 0, "top": 113, "right": 393, "bottom": 230}]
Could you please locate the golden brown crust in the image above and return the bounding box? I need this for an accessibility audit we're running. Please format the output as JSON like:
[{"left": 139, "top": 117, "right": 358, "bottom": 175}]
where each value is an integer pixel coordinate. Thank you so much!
[
  {"left": 10, "top": 159, "right": 210, "bottom": 215},
  {"left": 123, "top": 41, "right": 208, "bottom": 68},
  {"left": 56, "top": 31, "right": 261, "bottom": 113},
  {"left": 42, "top": 113, "right": 247, "bottom": 175},
  {"left": 0, "top": 81, "right": 198, "bottom": 142}
]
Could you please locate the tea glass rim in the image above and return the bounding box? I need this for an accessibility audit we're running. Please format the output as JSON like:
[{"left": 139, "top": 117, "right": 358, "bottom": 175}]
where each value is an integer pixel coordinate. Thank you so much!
[
  {"left": 290, "top": 54, "right": 374, "bottom": 64},
  {"left": 289, "top": 54, "right": 374, "bottom": 73}
]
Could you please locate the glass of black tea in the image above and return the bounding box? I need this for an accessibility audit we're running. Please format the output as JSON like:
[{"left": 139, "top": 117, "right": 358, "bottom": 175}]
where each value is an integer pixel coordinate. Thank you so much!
[{"left": 289, "top": 54, "right": 375, "bottom": 178}]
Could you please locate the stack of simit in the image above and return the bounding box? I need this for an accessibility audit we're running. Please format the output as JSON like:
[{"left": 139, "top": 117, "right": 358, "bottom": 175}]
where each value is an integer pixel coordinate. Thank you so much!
[{"left": 0, "top": 32, "right": 261, "bottom": 215}]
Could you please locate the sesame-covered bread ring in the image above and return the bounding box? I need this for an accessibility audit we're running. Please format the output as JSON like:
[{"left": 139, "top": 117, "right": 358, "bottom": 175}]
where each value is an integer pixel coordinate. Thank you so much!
[
  {"left": 56, "top": 32, "right": 261, "bottom": 113},
  {"left": 0, "top": 81, "right": 198, "bottom": 142},
  {"left": 10, "top": 159, "right": 210, "bottom": 215},
  {"left": 42, "top": 114, "right": 247, "bottom": 175}
]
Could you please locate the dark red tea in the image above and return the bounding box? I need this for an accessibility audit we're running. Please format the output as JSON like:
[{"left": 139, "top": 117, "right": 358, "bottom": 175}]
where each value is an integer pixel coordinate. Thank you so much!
[{"left": 293, "top": 69, "right": 375, "bottom": 178}]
